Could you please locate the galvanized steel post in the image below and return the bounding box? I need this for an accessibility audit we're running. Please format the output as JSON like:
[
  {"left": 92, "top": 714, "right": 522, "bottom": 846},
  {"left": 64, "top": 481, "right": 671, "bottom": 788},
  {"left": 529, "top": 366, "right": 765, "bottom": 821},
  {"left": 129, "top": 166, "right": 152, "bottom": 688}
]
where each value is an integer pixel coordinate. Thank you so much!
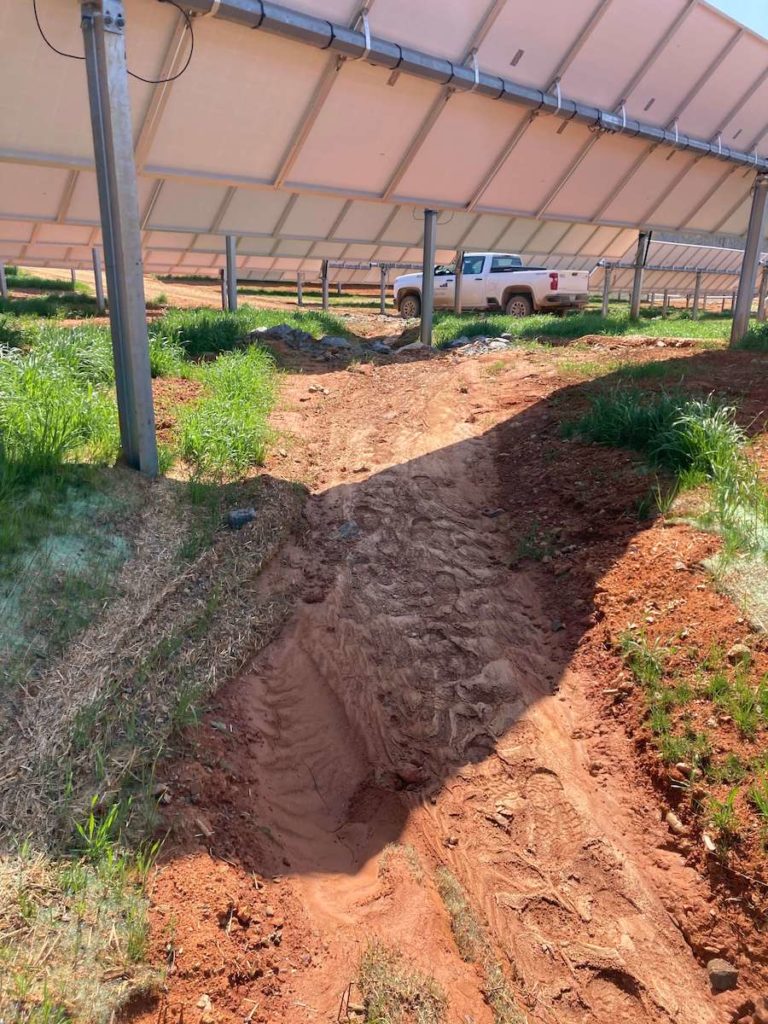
[
  {"left": 379, "top": 265, "right": 387, "bottom": 314},
  {"left": 630, "top": 232, "right": 648, "bottom": 319},
  {"left": 420, "top": 209, "right": 437, "bottom": 347},
  {"left": 297, "top": 271, "right": 304, "bottom": 307},
  {"left": 731, "top": 174, "right": 768, "bottom": 344},
  {"left": 92, "top": 246, "right": 105, "bottom": 313},
  {"left": 454, "top": 249, "right": 464, "bottom": 315},
  {"left": 71, "top": 268, "right": 77, "bottom": 288},
  {"left": 692, "top": 272, "right": 702, "bottom": 319},
  {"left": 758, "top": 264, "right": 768, "bottom": 323},
  {"left": 219, "top": 268, "right": 226, "bottom": 310},
  {"left": 662, "top": 289, "right": 669, "bottom": 317},
  {"left": 601, "top": 264, "right": 612, "bottom": 318},
  {"left": 225, "top": 235, "right": 238, "bottom": 311},
  {"left": 321, "top": 260, "right": 329, "bottom": 311},
  {"left": 0, "top": 263, "right": 7, "bottom": 300},
  {"left": 81, "top": 0, "right": 158, "bottom": 476}
]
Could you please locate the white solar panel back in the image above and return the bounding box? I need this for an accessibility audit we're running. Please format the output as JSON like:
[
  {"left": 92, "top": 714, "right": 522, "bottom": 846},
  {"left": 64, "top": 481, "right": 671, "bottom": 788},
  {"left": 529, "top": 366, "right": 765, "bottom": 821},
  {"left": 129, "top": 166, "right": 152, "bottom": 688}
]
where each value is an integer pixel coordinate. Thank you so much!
[{"left": 1, "top": 0, "right": 768, "bottom": 247}]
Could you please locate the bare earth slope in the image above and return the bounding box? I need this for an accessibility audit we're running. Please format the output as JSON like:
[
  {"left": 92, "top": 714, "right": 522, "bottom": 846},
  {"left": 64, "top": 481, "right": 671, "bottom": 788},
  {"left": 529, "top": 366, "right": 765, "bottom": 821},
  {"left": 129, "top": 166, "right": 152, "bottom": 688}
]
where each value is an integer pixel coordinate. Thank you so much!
[{"left": 132, "top": 346, "right": 752, "bottom": 1024}]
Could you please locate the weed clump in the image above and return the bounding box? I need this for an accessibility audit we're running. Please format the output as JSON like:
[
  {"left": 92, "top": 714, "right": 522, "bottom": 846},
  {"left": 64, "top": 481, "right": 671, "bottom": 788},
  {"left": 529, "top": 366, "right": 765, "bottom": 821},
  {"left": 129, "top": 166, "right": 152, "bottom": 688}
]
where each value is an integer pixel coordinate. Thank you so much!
[{"left": 358, "top": 940, "right": 447, "bottom": 1024}]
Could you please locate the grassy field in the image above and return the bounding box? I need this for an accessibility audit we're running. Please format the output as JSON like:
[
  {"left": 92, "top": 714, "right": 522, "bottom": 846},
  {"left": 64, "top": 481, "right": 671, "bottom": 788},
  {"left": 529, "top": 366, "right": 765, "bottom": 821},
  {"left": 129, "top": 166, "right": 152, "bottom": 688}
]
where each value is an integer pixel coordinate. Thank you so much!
[{"left": 432, "top": 305, "right": 733, "bottom": 347}]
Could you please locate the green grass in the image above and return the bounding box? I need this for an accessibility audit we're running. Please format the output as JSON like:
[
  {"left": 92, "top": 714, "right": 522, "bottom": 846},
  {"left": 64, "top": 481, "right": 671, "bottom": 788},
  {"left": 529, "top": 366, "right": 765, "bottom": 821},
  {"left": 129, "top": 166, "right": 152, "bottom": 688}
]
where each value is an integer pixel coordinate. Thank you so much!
[
  {"left": 566, "top": 389, "right": 768, "bottom": 553},
  {"left": 178, "top": 346, "right": 278, "bottom": 480},
  {"left": 0, "top": 293, "right": 100, "bottom": 319},
  {"left": 432, "top": 306, "right": 731, "bottom": 348},
  {"left": 149, "top": 306, "right": 348, "bottom": 358},
  {"left": 435, "top": 869, "right": 526, "bottom": 1024},
  {"left": 6, "top": 269, "right": 85, "bottom": 293},
  {"left": 358, "top": 941, "right": 447, "bottom": 1024}
]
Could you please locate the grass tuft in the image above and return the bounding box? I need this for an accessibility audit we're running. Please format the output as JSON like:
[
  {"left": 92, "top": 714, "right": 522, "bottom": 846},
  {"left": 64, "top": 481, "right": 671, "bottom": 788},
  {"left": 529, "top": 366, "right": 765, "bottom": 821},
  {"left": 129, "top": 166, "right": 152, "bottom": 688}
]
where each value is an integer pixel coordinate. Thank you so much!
[{"left": 358, "top": 940, "right": 447, "bottom": 1024}]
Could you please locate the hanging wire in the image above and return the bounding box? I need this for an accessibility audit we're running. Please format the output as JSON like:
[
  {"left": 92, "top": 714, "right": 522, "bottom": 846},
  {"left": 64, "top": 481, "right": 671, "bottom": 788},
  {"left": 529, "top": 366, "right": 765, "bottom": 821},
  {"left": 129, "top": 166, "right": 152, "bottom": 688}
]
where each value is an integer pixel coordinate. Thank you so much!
[{"left": 32, "top": 0, "right": 195, "bottom": 85}]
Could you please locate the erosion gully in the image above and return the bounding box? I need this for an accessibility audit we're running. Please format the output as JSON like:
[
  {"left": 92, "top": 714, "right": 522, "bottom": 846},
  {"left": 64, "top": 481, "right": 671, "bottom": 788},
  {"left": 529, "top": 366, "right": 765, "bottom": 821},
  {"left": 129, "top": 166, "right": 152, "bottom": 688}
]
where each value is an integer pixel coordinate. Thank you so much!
[{"left": 130, "top": 343, "right": 764, "bottom": 1024}]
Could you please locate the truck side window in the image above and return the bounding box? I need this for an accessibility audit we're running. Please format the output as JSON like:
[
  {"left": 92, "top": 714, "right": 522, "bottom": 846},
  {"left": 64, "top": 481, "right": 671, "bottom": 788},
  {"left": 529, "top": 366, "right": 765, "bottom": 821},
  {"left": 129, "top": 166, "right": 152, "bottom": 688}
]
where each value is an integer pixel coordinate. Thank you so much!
[
  {"left": 490, "top": 255, "right": 523, "bottom": 273},
  {"left": 461, "top": 255, "right": 485, "bottom": 276}
]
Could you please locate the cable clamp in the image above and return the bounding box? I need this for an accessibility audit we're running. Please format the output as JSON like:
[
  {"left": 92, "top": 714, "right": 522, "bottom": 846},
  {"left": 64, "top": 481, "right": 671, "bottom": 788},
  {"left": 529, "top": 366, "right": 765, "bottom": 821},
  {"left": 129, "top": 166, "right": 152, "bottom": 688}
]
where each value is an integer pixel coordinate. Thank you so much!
[{"left": 351, "top": 6, "right": 371, "bottom": 61}]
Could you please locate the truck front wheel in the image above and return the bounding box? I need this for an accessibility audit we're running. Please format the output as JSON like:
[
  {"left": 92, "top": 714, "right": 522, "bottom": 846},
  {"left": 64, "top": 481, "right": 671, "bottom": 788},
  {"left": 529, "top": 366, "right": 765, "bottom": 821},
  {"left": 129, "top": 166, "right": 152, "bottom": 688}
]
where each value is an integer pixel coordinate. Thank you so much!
[
  {"left": 399, "top": 293, "right": 421, "bottom": 319},
  {"left": 505, "top": 294, "right": 533, "bottom": 317}
]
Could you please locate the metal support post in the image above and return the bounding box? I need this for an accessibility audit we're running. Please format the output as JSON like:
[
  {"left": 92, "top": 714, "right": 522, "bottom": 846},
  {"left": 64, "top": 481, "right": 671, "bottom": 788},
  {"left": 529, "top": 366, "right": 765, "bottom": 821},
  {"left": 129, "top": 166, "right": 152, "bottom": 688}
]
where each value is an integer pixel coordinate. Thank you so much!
[
  {"left": 218, "top": 268, "right": 226, "bottom": 310},
  {"left": 81, "top": 0, "right": 157, "bottom": 476},
  {"left": 721, "top": 295, "right": 726, "bottom": 314},
  {"left": 336, "top": 282, "right": 342, "bottom": 297},
  {"left": 225, "top": 235, "right": 237, "bottom": 311},
  {"left": 685, "top": 294, "right": 690, "bottom": 309},
  {"left": 692, "top": 272, "right": 702, "bottom": 319},
  {"left": 321, "top": 260, "right": 329, "bottom": 311},
  {"left": 662, "top": 289, "right": 669, "bottom": 317},
  {"left": 630, "top": 231, "right": 649, "bottom": 319},
  {"left": 454, "top": 249, "right": 464, "bottom": 315},
  {"left": 649, "top": 292, "right": 655, "bottom": 309},
  {"left": 758, "top": 265, "right": 768, "bottom": 323},
  {"left": 379, "top": 265, "right": 387, "bottom": 314},
  {"left": 297, "top": 271, "right": 304, "bottom": 307},
  {"left": 70, "top": 268, "right": 77, "bottom": 288},
  {"left": 0, "top": 263, "right": 7, "bottom": 301},
  {"left": 732, "top": 174, "right": 768, "bottom": 344},
  {"left": 91, "top": 246, "right": 105, "bottom": 313},
  {"left": 420, "top": 208, "right": 437, "bottom": 347},
  {"left": 601, "top": 264, "right": 612, "bottom": 318}
]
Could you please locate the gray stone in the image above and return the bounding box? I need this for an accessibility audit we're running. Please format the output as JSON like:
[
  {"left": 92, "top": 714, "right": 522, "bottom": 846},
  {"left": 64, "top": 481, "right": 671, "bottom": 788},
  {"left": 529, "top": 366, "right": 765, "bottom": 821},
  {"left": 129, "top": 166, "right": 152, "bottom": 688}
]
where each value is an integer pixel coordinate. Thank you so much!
[
  {"left": 337, "top": 520, "right": 360, "bottom": 541},
  {"left": 707, "top": 958, "right": 738, "bottom": 992},
  {"left": 320, "top": 335, "right": 353, "bottom": 350},
  {"left": 227, "top": 508, "right": 257, "bottom": 530},
  {"left": 371, "top": 341, "right": 392, "bottom": 355},
  {"left": 251, "top": 323, "right": 295, "bottom": 342},
  {"left": 397, "top": 340, "right": 424, "bottom": 353},
  {"left": 488, "top": 340, "right": 508, "bottom": 351}
]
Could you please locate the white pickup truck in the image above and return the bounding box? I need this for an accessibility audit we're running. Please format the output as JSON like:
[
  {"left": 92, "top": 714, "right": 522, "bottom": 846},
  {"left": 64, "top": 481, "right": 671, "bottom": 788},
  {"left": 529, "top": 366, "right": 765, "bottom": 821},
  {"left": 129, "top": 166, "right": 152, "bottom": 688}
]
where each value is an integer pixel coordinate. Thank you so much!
[{"left": 394, "top": 252, "right": 590, "bottom": 318}]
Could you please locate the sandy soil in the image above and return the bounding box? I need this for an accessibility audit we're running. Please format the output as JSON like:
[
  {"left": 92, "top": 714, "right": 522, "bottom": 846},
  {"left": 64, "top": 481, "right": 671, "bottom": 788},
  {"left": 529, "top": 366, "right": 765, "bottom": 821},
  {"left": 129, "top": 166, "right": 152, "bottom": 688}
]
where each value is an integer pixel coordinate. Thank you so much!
[{"left": 119, "top": 337, "right": 768, "bottom": 1024}]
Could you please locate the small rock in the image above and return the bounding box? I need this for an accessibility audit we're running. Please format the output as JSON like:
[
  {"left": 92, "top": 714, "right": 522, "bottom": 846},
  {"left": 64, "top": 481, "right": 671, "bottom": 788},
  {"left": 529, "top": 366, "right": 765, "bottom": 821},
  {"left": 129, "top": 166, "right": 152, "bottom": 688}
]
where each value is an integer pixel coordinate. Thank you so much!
[
  {"left": 337, "top": 520, "right": 360, "bottom": 541},
  {"left": 551, "top": 619, "right": 565, "bottom": 632},
  {"left": 443, "top": 835, "right": 459, "bottom": 848},
  {"left": 703, "top": 833, "right": 717, "bottom": 853},
  {"left": 448, "top": 336, "right": 471, "bottom": 348},
  {"left": 195, "top": 816, "right": 214, "bottom": 839},
  {"left": 371, "top": 341, "right": 391, "bottom": 355},
  {"left": 727, "top": 643, "right": 750, "bottom": 665},
  {"left": 707, "top": 958, "right": 738, "bottom": 992},
  {"left": 673, "top": 561, "right": 687, "bottom": 572},
  {"left": 487, "top": 340, "right": 508, "bottom": 351},
  {"left": 754, "top": 996, "right": 768, "bottom": 1023},
  {"left": 397, "top": 340, "right": 424, "bottom": 353},
  {"left": 227, "top": 508, "right": 257, "bottom": 530},
  {"left": 665, "top": 810, "right": 687, "bottom": 835},
  {"left": 265, "top": 905, "right": 275, "bottom": 918},
  {"left": 308, "top": 384, "right": 329, "bottom": 394}
]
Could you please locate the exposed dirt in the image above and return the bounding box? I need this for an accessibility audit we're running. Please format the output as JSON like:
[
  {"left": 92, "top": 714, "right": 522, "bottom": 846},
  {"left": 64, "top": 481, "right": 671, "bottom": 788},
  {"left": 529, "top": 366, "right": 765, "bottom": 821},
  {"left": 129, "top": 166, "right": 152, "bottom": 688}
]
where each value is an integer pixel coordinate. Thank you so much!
[
  {"left": 152, "top": 376, "right": 204, "bottom": 444},
  {"left": 128, "top": 340, "right": 768, "bottom": 1024}
]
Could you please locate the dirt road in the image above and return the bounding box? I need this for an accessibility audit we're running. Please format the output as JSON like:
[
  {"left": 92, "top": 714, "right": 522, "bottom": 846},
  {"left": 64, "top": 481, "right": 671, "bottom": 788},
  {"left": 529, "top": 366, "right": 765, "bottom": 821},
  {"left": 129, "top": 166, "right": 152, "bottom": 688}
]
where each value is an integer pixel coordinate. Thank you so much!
[{"left": 135, "top": 345, "right": 752, "bottom": 1024}]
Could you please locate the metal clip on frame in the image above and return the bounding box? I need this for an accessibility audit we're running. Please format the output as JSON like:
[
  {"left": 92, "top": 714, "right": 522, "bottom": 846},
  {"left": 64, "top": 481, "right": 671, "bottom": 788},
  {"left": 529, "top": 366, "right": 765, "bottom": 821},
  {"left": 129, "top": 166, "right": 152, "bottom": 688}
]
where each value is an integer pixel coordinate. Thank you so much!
[{"left": 351, "top": 6, "right": 371, "bottom": 61}]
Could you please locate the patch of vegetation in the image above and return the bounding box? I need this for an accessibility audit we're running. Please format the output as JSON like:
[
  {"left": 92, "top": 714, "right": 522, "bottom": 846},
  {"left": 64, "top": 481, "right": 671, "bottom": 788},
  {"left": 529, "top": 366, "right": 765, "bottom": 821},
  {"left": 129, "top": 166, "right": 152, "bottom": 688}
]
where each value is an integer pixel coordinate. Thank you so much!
[
  {"left": 378, "top": 844, "right": 425, "bottom": 884},
  {"left": 736, "top": 321, "right": 768, "bottom": 351},
  {"left": 178, "top": 346, "right": 278, "bottom": 480},
  {"left": 566, "top": 389, "right": 768, "bottom": 554},
  {"left": 0, "top": 811, "right": 159, "bottom": 1024},
  {"left": 0, "top": 293, "right": 100, "bottom": 319},
  {"left": 432, "top": 306, "right": 731, "bottom": 348},
  {"left": 510, "top": 522, "right": 556, "bottom": 565},
  {"left": 149, "top": 306, "right": 348, "bottom": 358},
  {"left": 358, "top": 940, "right": 447, "bottom": 1024},
  {"left": 435, "top": 869, "right": 526, "bottom": 1024}
]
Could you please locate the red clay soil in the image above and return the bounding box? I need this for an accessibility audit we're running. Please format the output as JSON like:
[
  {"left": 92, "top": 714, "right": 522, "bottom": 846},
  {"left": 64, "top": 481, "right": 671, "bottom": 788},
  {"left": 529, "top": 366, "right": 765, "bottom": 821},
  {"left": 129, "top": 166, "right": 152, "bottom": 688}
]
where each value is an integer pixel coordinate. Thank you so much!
[
  {"left": 151, "top": 377, "right": 203, "bottom": 443},
  {"left": 128, "top": 342, "right": 768, "bottom": 1024}
]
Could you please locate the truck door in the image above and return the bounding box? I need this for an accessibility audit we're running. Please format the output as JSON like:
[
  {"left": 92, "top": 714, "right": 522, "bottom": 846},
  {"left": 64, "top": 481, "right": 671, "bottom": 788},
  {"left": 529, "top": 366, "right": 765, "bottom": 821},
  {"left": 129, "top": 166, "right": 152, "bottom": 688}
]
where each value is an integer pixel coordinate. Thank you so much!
[{"left": 458, "top": 254, "right": 487, "bottom": 309}]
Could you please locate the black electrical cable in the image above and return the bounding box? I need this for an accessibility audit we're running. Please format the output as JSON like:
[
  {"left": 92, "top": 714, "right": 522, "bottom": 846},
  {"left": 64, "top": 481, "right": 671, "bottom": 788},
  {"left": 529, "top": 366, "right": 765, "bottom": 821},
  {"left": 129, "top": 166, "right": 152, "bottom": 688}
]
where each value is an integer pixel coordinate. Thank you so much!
[{"left": 31, "top": 0, "right": 194, "bottom": 85}]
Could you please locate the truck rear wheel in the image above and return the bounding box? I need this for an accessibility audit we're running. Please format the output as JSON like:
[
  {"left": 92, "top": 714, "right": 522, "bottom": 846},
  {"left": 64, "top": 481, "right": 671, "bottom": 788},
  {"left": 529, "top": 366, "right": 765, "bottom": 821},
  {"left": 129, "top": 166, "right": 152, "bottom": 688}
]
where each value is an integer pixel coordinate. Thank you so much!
[
  {"left": 505, "top": 294, "right": 533, "bottom": 317},
  {"left": 399, "top": 293, "right": 421, "bottom": 319}
]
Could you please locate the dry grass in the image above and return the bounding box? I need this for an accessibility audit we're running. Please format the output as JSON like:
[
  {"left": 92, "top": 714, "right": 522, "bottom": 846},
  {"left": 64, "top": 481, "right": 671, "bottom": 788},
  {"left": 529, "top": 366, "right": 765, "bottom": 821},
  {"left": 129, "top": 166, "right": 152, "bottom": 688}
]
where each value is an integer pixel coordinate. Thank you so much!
[
  {"left": 378, "top": 844, "right": 425, "bottom": 884},
  {"left": 0, "top": 848, "right": 158, "bottom": 1023},
  {"left": 435, "top": 868, "right": 527, "bottom": 1024},
  {"left": 0, "top": 470, "right": 306, "bottom": 1022},
  {"left": 358, "top": 940, "right": 447, "bottom": 1024}
]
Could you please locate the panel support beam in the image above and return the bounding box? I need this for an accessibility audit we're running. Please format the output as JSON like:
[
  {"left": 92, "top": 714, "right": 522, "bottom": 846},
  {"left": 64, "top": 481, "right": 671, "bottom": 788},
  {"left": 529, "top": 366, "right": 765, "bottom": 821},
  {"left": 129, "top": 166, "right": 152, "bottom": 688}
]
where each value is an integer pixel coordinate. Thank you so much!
[
  {"left": 92, "top": 246, "right": 105, "bottom": 313},
  {"left": 454, "top": 249, "right": 464, "bottom": 315},
  {"left": 379, "top": 265, "right": 387, "bottom": 314},
  {"left": 297, "top": 270, "right": 304, "bottom": 307},
  {"left": 0, "top": 263, "right": 7, "bottom": 300},
  {"left": 692, "top": 271, "right": 702, "bottom": 319},
  {"left": 225, "top": 234, "right": 238, "bottom": 311},
  {"left": 662, "top": 289, "right": 669, "bottom": 317},
  {"left": 321, "top": 259, "right": 329, "bottom": 311},
  {"left": 731, "top": 174, "right": 768, "bottom": 344},
  {"left": 601, "top": 263, "right": 611, "bottom": 318},
  {"left": 420, "top": 208, "right": 437, "bottom": 347},
  {"left": 630, "top": 232, "right": 649, "bottom": 319},
  {"left": 81, "top": 0, "right": 158, "bottom": 476}
]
